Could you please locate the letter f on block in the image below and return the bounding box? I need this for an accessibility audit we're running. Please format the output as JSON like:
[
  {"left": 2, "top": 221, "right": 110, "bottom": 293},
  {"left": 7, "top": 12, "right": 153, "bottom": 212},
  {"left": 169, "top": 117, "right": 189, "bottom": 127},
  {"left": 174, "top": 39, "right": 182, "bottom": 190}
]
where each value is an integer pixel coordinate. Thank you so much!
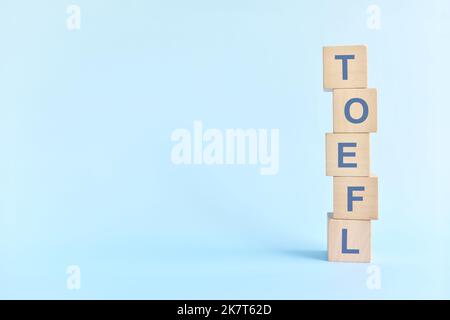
[
  {"left": 347, "top": 186, "right": 365, "bottom": 211},
  {"left": 341, "top": 228, "right": 359, "bottom": 254}
]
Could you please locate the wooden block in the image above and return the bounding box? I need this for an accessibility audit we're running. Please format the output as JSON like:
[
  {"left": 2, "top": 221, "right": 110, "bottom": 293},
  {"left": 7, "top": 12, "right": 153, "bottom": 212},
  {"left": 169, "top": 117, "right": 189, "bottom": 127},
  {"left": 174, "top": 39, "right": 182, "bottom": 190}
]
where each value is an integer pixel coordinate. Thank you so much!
[
  {"left": 327, "top": 213, "right": 371, "bottom": 263},
  {"left": 333, "top": 88, "right": 377, "bottom": 133},
  {"left": 332, "top": 176, "right": 378, "bottom": 220},
  {"left": 323, "top": 45, "right": 368, "bottom": 89},
  {"left": 326, "top": 133, "right": 370, "bottom": 176}
]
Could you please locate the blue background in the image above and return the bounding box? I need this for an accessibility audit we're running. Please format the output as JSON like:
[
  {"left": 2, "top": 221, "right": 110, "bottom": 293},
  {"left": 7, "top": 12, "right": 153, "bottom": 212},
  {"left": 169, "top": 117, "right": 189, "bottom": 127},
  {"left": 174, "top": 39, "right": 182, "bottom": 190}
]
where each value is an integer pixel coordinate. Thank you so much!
[{"left": 1, "top": 0, "right": 449, "bottom": 299}]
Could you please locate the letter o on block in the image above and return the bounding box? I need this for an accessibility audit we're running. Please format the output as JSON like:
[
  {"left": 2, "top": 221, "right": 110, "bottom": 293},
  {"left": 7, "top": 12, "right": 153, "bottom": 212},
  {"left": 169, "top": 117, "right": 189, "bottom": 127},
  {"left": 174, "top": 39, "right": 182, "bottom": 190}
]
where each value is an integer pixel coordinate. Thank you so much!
[{"left": 333, "top": 88, "right": 377, "bottom": 133}]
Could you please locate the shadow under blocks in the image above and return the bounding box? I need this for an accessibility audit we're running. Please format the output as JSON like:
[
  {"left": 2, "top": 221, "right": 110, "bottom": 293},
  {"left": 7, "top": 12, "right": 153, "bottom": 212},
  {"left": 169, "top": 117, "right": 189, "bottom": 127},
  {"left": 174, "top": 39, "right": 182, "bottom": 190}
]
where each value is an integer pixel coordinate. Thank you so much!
[{"left": 281, "top": 249, "right": 328, "bottom": 262}]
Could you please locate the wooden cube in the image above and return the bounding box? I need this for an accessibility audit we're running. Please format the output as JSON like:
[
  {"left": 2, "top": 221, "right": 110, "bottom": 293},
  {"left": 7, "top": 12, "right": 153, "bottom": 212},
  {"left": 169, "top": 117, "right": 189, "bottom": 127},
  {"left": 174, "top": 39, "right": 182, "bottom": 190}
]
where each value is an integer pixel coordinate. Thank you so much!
[
  {"left": 328, "top": 213, "right": 371, "bottom": 263},
  {"left": 333, "top": 88, "right": 377, "bottom": 133},
  {"left": 323, "top": 45, "right": 368, "bottom": 89},
  {"left": 332, "top": 176, "right": 378, "bottom": 220},
  {"left": 325, "top": 133, "right": 370, "bottom": 176}
]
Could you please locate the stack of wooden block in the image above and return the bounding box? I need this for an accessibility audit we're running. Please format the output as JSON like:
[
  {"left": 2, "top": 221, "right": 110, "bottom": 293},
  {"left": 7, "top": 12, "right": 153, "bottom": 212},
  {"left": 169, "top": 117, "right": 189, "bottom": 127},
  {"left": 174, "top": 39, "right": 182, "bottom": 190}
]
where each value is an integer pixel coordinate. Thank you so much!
[{"left": 323, "top": 45, "right": 378, "bottom": 263}]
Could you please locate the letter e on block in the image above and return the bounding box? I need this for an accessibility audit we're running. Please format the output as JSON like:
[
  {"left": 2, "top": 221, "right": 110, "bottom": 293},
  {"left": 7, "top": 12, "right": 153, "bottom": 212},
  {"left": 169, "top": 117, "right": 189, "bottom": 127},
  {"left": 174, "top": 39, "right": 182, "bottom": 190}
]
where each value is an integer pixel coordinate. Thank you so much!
[
  {"left": 323, "top": 45, "right": 368, "bottom": 89},
  {"left": 326, "top": 133, "right": 370, "bottom": 176},
  {"left": 327, "top": 213, "right": 371, "bottom": 263}
]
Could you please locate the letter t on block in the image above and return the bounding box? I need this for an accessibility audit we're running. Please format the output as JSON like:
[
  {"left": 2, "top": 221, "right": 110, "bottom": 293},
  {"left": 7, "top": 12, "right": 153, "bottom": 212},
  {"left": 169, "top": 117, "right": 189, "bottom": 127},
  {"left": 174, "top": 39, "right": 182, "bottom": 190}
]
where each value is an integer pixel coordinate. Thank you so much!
[
  {"left": 327, "top": 213, "right": 371, "bottom": 263},
  {"left": 323, "top": 45, "right": 368, "bottom": 89}
]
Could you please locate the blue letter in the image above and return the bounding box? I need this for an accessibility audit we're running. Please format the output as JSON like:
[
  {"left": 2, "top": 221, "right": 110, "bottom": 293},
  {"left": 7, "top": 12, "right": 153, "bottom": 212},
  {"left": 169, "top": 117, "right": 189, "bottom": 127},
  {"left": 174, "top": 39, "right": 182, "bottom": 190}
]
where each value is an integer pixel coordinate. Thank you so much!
[
  {"left": 345, "top": 98, "right": 369, "bottom": 124},
  {"left": 347, "top": 186, "right": 365, "bottom": 211},
  {"left": 338, "top": 142, "right": 357, "bottom": 168},
  {"left": 335, "top": 54, "right": 355, "bottom": 80},
  {"left": 342, "top": 229, "right": 359, "bottom": 254}
]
